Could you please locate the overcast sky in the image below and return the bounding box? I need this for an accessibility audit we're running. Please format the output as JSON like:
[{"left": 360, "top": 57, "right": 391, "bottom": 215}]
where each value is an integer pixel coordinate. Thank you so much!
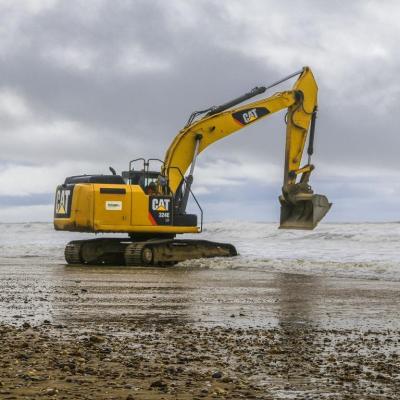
[{"left": 0, "top": 0, "right": 399, "bottom": 223}]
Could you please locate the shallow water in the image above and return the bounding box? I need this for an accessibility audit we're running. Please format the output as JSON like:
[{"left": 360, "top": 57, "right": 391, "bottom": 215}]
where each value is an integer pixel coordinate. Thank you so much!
[{"left": 1, "top": 221, "right": 399, "bottom": 281}]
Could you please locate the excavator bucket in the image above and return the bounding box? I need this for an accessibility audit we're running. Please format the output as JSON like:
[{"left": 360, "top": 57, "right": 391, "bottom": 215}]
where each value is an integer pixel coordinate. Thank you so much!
[{"left": 279, "top": 194, "right": 331, "bottom": 230}]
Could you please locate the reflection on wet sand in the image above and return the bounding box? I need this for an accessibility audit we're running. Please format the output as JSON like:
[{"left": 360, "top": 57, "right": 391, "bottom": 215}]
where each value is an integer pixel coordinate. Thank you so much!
[
  {"left": 274, "top": 273, "right": 321, "bottom": 388},
  {"left": 277, "top": 272, "right": 320, "bottom": 328},
  {"left": 2, "top": 261, "right": 400, "bottom": 332},
  {"left": 53, "top": 266, "right": 194, "bottom": 326}
]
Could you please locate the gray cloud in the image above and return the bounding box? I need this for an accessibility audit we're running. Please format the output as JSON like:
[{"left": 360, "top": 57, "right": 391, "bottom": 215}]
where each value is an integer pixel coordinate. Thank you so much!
[{"left": 0, "top": 0, "right": 399, "bottom": 221}]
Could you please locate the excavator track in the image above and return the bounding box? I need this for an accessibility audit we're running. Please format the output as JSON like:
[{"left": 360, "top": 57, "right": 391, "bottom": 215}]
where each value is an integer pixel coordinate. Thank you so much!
[{"left": 64, "top": 238, "right": 237, "bottom": 266}]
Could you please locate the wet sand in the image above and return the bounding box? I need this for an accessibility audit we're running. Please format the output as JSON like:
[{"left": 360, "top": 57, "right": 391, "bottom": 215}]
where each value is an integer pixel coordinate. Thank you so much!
[{"left": 1, "top": 261, "right": 400, "bottom": 399}]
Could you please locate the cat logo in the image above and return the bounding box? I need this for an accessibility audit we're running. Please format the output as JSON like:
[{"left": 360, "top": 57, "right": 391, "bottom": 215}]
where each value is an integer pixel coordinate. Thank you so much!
[
  {"left": 232, "top": 107, "right": 270, "bottom": 126},
  {"left": 55, "top": 188, "right": 71, "bottom": 215},
  {"left": 149, "top": 196, "right": 172, "bottom": 225},
  {"left": 152, "top": 198, "right": 170, "bottom": 212},
  {"left": 242, "top": 108, "right": 258, "bottom": 123}
]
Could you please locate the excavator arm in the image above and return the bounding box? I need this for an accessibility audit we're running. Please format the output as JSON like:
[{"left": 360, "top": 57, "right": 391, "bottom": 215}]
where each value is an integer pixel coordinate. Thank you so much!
[{"left": 163, "top": 66, "right": 331, "bottom": 230}]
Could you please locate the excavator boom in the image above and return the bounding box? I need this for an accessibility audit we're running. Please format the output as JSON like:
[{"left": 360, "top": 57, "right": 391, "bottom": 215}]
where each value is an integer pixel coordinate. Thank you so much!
[{"left": 163, "top": 66, "right": 331, "bottom": 230}]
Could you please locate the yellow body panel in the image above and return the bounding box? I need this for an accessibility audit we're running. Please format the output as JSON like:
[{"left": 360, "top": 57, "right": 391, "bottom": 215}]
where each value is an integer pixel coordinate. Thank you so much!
[
  {"left": 54, "top": 183, "right": 199, "bottom": 234},
  {"left": 71, "top": 184, "right": 94, "bottom": 230},
  {"left": 93, "top": 184, "right": 131, "bottom": 228},
  {"left": 131, "top": 186, "right": 151, "bottom": 226}
]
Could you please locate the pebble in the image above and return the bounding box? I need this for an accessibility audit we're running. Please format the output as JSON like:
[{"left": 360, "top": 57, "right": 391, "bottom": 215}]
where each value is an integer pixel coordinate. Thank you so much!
[
  {"left": 149, "top": 379, "right": 168, "bottom": 391},
  {"left": 0, "top": 322, "right": 398, "bottom": 399},
  {"left": 89, "top": 335, "right": 105, "bottom": 344}
]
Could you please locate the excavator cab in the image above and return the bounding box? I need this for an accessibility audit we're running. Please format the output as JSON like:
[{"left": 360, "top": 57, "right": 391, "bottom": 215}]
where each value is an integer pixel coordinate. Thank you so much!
[{"left": 122, "top": 170, "right": 160, "bottom": 192}]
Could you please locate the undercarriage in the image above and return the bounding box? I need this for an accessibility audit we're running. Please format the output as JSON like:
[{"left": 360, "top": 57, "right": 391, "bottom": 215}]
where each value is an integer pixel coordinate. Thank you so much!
[{"left": 64, "top": 238, "right": 237, "bottom": 266}]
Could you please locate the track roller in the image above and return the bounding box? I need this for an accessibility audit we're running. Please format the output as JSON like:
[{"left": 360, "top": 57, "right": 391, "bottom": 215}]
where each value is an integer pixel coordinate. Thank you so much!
[{"left": 124, "top": 242, "right": 154, "bottom": 266}]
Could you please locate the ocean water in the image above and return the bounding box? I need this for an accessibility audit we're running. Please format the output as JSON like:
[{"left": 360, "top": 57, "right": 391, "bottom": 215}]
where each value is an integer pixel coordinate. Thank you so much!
[{"left": 0, "top": 222, "right": 399, "bottom": 281}]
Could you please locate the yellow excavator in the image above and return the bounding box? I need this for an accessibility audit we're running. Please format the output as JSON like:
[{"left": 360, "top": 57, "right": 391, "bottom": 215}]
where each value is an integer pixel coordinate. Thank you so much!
[{"left": 54, "top": 66, "right": 331, "bottom": 265}]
